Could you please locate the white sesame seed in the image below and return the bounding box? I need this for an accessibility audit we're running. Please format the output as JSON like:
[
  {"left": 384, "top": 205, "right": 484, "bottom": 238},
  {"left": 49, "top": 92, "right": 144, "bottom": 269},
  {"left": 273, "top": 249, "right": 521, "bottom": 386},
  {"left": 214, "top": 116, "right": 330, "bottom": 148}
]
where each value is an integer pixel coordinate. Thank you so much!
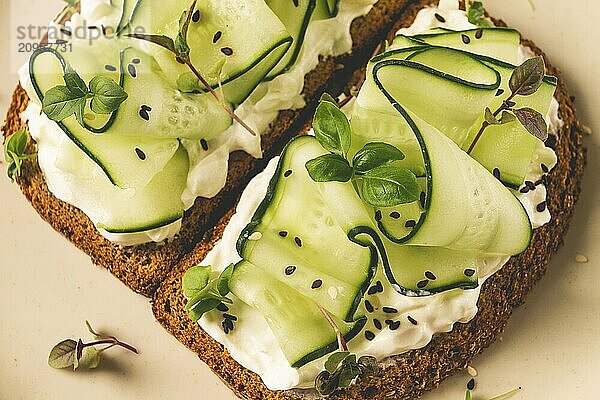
[
  {"left": 248, "top": 232, "right": 262, "bottom": 241},
  {"left": 575, "top": 254, "right": 589, "bottom": 263},
  {"left": 328, "top": 287, "right": 338, "bottom": 300},
  {"left": 467, "top": 365, "right": 478, "bottom": 377}
]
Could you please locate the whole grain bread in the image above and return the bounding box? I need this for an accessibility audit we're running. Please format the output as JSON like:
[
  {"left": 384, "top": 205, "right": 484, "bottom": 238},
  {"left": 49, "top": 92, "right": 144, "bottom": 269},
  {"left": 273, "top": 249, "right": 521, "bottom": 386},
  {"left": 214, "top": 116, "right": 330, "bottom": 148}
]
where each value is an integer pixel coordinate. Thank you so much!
[
  {"left": 151, "top": 1, "right": 587, "bottom": 399},
  {"left": 1, "top": 0, "right": 419, "bottom": 297}
]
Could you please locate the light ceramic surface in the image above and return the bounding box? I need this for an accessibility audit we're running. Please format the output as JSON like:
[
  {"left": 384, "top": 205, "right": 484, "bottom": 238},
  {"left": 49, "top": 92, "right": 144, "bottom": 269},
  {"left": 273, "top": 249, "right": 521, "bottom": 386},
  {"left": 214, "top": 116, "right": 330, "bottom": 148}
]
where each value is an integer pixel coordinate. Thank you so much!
[{"left": 1, "top": 0, "right": 598, "bottom": 399}]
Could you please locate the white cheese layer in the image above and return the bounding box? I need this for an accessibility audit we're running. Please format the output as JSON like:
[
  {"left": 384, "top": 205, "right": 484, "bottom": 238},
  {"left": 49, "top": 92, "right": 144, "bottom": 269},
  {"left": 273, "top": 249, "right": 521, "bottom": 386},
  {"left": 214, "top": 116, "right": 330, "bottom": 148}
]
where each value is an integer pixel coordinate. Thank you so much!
[
  {"left": 19, "top": 0, "right": 377, "bottom": 246},
  {"left": 192, "top": 0, "right": 561, "bottom": 391}
]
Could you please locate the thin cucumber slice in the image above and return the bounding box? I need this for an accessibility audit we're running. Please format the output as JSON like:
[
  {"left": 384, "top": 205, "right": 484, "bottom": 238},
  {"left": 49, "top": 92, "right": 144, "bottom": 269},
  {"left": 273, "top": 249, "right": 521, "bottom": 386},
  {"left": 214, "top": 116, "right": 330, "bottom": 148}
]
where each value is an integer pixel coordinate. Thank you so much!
[
  {"left": 29, "top": 44, "right": 180, "bottom": 189},
  {"left": 129, "top": 0, "right": 292, "bottom": 105},
  {"left": 237, "top": 136, "right": 376, "bottom": 322},
  {"left": 313, "top": 0, "right": 340, "bottom": 19},
  {"left": 390, "top": 34, "right": 427, "bottom": 50},
  {"left": 361, "top": 60, "right": 532, "bottom": 254},
  {"left": 112, "top": 0, "right": 140, "bottom": 34},
  {"left": 229, "top": 260, "right": 366, "bottom": 368},
  {"left": 410, "top": 28, "right": 521, "bottom": 64}
]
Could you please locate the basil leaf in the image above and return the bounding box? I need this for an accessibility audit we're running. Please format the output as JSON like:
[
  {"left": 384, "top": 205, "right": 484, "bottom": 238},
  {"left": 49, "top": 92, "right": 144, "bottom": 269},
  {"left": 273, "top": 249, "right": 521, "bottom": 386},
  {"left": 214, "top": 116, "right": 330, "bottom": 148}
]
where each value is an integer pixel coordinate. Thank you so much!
[
  {"left": 48, "top": 339, "right": 78, "bottom": 369},
  {"left": 352, "top": 142, "right": 405, "bottom": 174},
  {"left": 361, "top": 165, "right": 420, "bottom": 207},
  {"left": 217, "top": 264, "right": 235, "bottom": 296},
  {"left": 324, "top": 351, "right": 350, "bottom": 374},
  {"left": 513, "top": 107, "right": 548, "bottom": 141},
  {"left": 509, "top": 56, "right": 545, "bottom": 97},
  {"left": 313, "top": 100, "right": 351, "bottom": 156},
  {"left": 89, "top": 76, "right": 128, "bottom": 114},
  {"left": 64, "top": 64, "right": 88, "bottom": 96},
  {"left": 182, "top": 265, "right": 211, "bottom": 298},
  {"left": 126, "top": 34, "right": 176, "bottom": 54},
  {"left": 305, "top": 154, "right": 352, "bottom": 183},
  {"left": 466, "top": 1, "right": 493, "bottom": 28},
  {"left": 42, "top": 85, "right": 87, "bottom": 123}
]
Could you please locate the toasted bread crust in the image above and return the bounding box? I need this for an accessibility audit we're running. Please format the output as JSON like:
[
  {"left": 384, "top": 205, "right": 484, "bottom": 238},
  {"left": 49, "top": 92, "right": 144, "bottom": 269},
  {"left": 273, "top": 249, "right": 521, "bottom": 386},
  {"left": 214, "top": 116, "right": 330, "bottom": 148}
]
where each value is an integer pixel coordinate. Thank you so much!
[
  {"left": 151, "top": 2, "right": 586, "bottom": 399},
  {"left": 1, "top": 0, "right": 418, "bottom": 297}
]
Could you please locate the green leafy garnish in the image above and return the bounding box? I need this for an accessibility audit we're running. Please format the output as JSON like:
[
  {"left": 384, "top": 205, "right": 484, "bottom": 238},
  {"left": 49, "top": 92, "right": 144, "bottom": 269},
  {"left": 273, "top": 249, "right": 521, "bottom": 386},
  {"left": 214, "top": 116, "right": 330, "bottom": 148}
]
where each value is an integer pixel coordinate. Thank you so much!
[
  {"left": 4, "top": 129, "right": 36, "bottom": 181},
  {"left": 464, "top": 386, "right": 522, "bottom": 400},
  {"left": 183, "top": 264, "right": 235, "bottom": 322},
  {"left": 316, "top": 352, "right": 379, "bottom": 396},
  {"left": 466, "top": 1, "right": 494, "bottom": 28},
  {"left": 42, "top": 64, "right": 128, "bottom": 127},
  {"left": 305, "top": 96, "right": 419, "bottom": 208},
  {"left": 467, "top": 56, "right": 549, "bottom": 154},
  {"left": 48, "top": 321, "right": 138, "bottom": 371}
]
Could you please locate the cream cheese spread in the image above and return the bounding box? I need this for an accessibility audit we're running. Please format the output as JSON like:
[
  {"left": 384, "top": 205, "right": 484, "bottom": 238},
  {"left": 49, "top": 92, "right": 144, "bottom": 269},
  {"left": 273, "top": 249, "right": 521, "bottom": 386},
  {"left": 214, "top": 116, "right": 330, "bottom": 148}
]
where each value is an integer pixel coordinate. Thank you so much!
[
  {"left": 18, "top": 0, "right": 378, "bottom": 246},
  {"left": 192, "top": 0, "right": 561, "bottom": 391}
]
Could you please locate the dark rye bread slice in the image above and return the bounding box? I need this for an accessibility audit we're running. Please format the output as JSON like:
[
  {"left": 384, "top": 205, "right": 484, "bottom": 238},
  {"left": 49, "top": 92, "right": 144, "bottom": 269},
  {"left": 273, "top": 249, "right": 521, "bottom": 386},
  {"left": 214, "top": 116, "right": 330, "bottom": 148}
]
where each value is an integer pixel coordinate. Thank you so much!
[
  {"left": 1, "top": 0, "right": 419, "bottom": 297},
  {"left": 152, "top": 1, "right": 586, "bottom": 399}
]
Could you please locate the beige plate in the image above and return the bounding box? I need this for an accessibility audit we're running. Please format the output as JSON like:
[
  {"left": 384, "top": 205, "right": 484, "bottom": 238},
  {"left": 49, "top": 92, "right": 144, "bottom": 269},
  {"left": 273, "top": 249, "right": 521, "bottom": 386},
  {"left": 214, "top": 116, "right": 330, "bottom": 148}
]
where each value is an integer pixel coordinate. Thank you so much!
[{"left": 1, "top": 0, "right": 598, "bottom": 399}]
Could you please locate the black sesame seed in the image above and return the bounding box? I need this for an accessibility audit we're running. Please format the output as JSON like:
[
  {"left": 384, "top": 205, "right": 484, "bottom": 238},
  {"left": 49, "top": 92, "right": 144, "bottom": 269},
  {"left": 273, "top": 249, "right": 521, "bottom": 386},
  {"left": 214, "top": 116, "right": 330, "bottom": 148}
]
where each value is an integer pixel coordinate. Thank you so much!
[
  {"left": 475, "top": 28, "right": 484, "bottom": 39},
  {"left": 375, "top": 281, "right": 383, "bottom": 293},
  {"left": 405, "top": 220, "right": 416, "bottom": 228},
  {"left": 417, "top": 279, "right": 429, "bottom": 289},
  {"left": 467, "top": 378, "right": 476, "bottom": 391},
  {"left": 434, "top": 13, "right": 446, "bottom": 23},
  {"left": 200, "top": 139, "right": 209, "bottom": 151},
  {"left": 293, "top": 0, "right": 299, "bottom": 6},
  {"left": 420, "top": 191, "right": 426, "bottom": 208},
  {"left": 311, "top": 279, "right": 323, "bottom": 289},
  {"left": 534, "top": 179, "right": 544, "bottom": 186},
  {"left": 541, "top": 163, "right": 549, "bottom": 173},
  {"left": 389, "top": 321, "right": 400, "bottom": 330},
  {"left": 135, "top": 147, "right": 146, "bottom": 160},
  {"left": 284, "top": 265, "right": 296, "bottom": 276},
  {"left": 496, "top": 88, "right": 505, "bottom": 97},
  {"left": 132, "top": 58, "right": 141, "bottom": 64},
  {"left": 139, "top": 108, "right": 150, "bottom": 121},
  {"left": 525, "top": 181, "right": 536, "bottom": 190},
  {"left": 461, "top": 34, "right": 471, "bottom": 44},
  {"left": 375, "top": 210, "right": 382, "bottom": 221},
  {"left": 294, "top": 237, "right": 302, "bottom": 247},
  {"left": 373, "top": 319, "right": 382, "bottom": 330},
  {"left": 365, "top": 300, "right": 374, "bottom": 313},
  {"left": 536, "top": 201, "right": 547, "bottom": 212},
  {"left": 128, "top": 64, "right": 137, "bottom": 78},
  {"left": 221, "top": 47, "right": 234, "bottom": 56},
  {"left": 464, "top": 268, "right": 476, "bottom": 277},
  {"left": 141, "top": 104, "right": 152, "bottom": 111},
  {"left": 382, "top": 307, "right": 398, "bottom": 314},
  {"left": 520, "top": 187, "right": 530, "bottom": 194},
  {"left": 278, "top": 231, "right": 288, "bottom": 237},
  {"left": 407, "top": 316, "right": 418, "bottom": 325},
  {"left": 192, "top": 9, "right": 201, "bottom": 22},
  {"left": 390, "top": 211, "right": 400, "bottom": 219},
  {"left": 213, "top": 31, "right": 223, "bottom": 43},
  {"left": 104, "top": 64, "right": 117, "bottom": 72},
  {"left": 216, "top": 303, "right": 229, "bottom": 312},
  {"left": 367, "top": 285, "right": 378, "bottom": 295},
  {"left": 223, "top": 313, "right": 237, "bottom": 321},
  {"left": 60, "top": 28, "right": 72, "bottom": 36},
  {"left": 425, "top": 271, "right": 437, "bottom": 280},
  {"left": 364, "top": 330, "right": 375, "bottom": 341},
  {"left": 284, "top": 169, "right": 293, "bottom": 177},
  {"left": 493, "top": 168, "right": 501, "bottom": 180}
]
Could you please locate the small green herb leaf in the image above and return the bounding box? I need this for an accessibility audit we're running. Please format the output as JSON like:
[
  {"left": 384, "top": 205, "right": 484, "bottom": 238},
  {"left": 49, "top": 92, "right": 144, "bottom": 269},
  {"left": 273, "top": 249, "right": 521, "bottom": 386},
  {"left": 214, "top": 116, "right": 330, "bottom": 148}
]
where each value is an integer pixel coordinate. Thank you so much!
[
  {"left": 338, "top": 362, "right": 361, "bottom": 388},
  {"left": 315, "top": 370, "right": 338, "bottom": 396},
  {"left": 465, "top": 389, "right": 472, "bottom": 400},
  {"left": 4, "top": 129, "right": 36, "bottom": 181},
  {"left": 352, "top": 142, "right": 405, "bottom": 174},
  {"left": 313, "top": 100, "right": 351, "bottom": 157},
  {"left": 484, "top": 107, "right": 500, "bottom": 125},
  {"left": 357, "top": 355, "right": 378, "bottom": 375},
  {"left": 488, "top": 387, "right": 522, "bottom": 400},
  {"left": 184, "top": 264, "right": 234, "bottom": 321},
  {"left": 42, "top": 85, "right": 86, "bottom": 124},
  {"left": 62, "top": 0, "right": 77, "bottom": 8},
  {"left": 64, "top": 64, "right": 88, "bottom": 96},
  {"left": 78, "top": 346, "right": 101, "bottom": 369},
  {"left": 324, "top": 351, "right": 350, "bottom": 373},
  {"left": 126, "top": 34, "right": 176, "bottom": 54},
  {"left": 500, "top": 110, "right": 516, "bottom": 124},
  {"left": 361, "top": 165, "right": 420, "bottom": 208},
  {"left": 466, "top": 1, "right": 494, "bottom": 28},
  {"left": 513, "top": 107, "right": 548, "bottom": 141},
  {"left": 320, "top": 92, "right": 337, "bottom": 105},
  {"left": 509, "top": 56, "right": 546, "bottom": 97},
  {"left": 48, "top": 339, "right": 78, "bottom": 369},
  {"left": 182, "top": 265, "right": 212, "bottom": 298},
  {"left": 305, "top": 154, "right": 352, "bottom": 183},
  {"left": 89, "top": 76, "right": 128, "bottom": 114}
]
